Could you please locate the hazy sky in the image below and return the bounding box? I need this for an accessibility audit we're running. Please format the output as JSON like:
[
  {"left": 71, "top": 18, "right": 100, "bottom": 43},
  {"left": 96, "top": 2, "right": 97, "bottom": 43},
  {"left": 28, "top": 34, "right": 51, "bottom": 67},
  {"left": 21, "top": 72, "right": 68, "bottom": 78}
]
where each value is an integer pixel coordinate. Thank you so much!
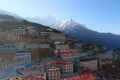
[{"left": 0, "top": 0, "right": 120, "bottom": 34}]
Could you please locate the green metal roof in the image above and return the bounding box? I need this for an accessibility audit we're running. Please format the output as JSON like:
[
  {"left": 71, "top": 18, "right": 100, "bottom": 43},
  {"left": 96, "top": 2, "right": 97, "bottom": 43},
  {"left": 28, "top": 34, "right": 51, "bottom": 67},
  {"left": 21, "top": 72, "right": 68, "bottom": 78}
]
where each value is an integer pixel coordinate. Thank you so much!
[
  {"left": 74, "top": 63, "right": 83, "bottom": 67},
  {"left": 61, "top": 72, "right": 79, "bottom": 78},
  {"left": 105, "top": 76, "right": 115, "bottom": 80}
]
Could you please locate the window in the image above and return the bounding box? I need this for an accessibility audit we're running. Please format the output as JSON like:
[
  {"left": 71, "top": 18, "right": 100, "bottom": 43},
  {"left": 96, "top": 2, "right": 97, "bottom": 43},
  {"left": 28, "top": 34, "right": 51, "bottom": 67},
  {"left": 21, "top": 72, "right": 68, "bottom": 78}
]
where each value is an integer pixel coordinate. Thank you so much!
[
  {"left": 41, "top": 74, "right": 44, "bottom": 76},
  {"left": 50, "top": 72, "right": 52, "bottom": 75},
  {"left": 54, "top": 75, "right": 56, "bottom": 78},
  {"left": 57, "top": 75, "right": 59, "bottom": 77}
]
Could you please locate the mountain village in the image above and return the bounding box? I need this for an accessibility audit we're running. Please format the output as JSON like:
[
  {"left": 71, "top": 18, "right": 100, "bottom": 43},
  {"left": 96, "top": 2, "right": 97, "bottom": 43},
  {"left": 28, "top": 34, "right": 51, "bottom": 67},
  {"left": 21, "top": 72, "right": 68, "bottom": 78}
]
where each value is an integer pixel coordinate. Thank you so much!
[{"left": 0, "top": 26, "right": 120, "bottom": 80}]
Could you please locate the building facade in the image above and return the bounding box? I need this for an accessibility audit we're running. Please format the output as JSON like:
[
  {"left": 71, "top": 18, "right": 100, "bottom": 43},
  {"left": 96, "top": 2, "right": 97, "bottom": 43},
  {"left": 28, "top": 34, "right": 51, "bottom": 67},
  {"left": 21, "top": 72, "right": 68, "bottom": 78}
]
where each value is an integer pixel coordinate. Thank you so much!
[
  {"left": 80, "top": 59, "right": 98, "bottom": 71},
  {"left": 59, "top": 49, "right": 79, "bottom": 60},
  {"left": 59, "top": 61, "right": 73, "bottom": 74},
  {"left": 47, "top": 67, "right": 60, "bottom": 80},
  {"left": 55, "top": 44, "right": 69, "bottom": 50},
  {"left": 0, "top": 43, "right": 16, "bottom": 54},
  {"left": 50, "top": 33, "right": 65, "bottom": 44},
  {"left": 15, "top": 51, "right": 31, "bottom": 63},
  {"left": 6, "top": 28, "right": 26, "bottom": 36}
]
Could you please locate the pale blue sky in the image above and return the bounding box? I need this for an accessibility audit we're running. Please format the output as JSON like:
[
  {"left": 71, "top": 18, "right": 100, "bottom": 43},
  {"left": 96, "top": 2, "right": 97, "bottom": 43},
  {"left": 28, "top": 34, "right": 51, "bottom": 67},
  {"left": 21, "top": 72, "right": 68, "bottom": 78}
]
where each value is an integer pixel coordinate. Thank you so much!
[{"left": 0, "top": 0, "right": 120, "bottom": 34}]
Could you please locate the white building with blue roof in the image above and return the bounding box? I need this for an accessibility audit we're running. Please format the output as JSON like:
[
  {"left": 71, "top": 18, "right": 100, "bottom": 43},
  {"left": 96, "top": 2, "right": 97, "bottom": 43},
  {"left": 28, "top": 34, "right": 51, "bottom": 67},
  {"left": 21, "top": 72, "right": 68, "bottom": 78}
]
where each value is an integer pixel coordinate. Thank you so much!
[{"left": 15, "top": 51, "right": 31, "bottom": 63}]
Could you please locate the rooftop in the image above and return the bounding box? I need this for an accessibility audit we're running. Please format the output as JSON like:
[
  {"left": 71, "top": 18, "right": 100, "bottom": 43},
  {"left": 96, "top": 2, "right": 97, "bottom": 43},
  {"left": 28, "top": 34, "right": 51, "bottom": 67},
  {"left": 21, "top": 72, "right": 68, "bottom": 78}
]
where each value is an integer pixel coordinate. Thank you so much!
[
  {"left": 70, "top": 56, "right": 98, "bottom": 62},
  {"left": 41, "top": 59, "right": 72, "bottom": 65},
  {"left": 56, "top": 43, "right": 68, "bottom": 46},
  {"left": 60, "top": 52, "right": 79, "bottom": 54},
  {"left": 57, "top": 72, "right": 96, "bottom": 80},
  {"left": 0, "top": 67, "right": 22, "bottom": 79},
  {"left": 16, "top": 51, "right": 31, "bottom": 55},
  {"left": 13, "top": 62, "right": 37, "bottom": 69}
]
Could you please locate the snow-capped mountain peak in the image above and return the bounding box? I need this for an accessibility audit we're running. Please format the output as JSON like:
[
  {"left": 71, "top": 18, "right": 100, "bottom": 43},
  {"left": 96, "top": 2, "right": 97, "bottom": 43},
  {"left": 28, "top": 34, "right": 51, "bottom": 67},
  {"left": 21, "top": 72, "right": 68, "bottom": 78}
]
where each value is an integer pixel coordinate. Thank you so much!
[
  {"left": 26, "top": 16, "right": 79, "bottom": 30},
  {"left": 54, "top": 18, "right": 78, "bottom": 31},
  {"left": 60, "top": 18, "right": 74, "bottom": 25}
]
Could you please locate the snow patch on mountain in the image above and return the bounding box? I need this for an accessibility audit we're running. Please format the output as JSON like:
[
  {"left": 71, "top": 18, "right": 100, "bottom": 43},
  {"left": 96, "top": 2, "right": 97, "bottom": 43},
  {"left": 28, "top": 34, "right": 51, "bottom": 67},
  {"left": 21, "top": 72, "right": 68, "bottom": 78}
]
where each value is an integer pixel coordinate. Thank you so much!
[{"left": 53, "top": 18, "right": 78, "bottom": 31}]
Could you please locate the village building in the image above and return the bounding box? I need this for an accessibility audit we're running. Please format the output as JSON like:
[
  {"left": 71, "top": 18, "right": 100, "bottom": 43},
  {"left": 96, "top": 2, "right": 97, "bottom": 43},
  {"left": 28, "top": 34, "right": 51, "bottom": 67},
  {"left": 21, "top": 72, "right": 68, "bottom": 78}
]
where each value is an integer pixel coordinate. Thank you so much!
[
  {"left": 5, "top": 28, "right": 26, "bottom": 36},
  {"left": 15, "top": 51, "right": 31, "bottom": 63},
  {"left": 55, "top": 44, "right": 69, "bottom": 50},
  {"left": 50, "top": 33, "right": 65, "bottom": 44},
  {"left": 0, "top": 43, "right": 16, "bottom": 54},
  {"left": 58, "top": 60, "right": 73, "bottom": 74},
  {"left": 47, "top": 66, "right": 60, "bottom": 80},
  {"left": 80, "top": 59, "right": 98, "bottom": 71},
  {"left": 25, "top": 44, "right": 50, "bottom": 50}
]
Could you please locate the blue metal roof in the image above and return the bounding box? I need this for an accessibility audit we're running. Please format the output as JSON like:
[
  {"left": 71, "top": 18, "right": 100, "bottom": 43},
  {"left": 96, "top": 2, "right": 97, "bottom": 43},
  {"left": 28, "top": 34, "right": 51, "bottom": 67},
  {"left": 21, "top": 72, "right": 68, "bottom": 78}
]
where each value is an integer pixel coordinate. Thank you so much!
[
  {"left": 14, "top": 65, "right": 25, "bottom": 69},
  {"left": 16, "top": 51, "right": 31, "bottom": 55},
  {"left": 84, "top": 55, "right": 94, "bottom": 58},
  {"left": 0, "top": 67, "right": 21, "bottom": 79},
  {"left": 73, "top": 57, "right": 85, "bottom": 60},
  {"left": 13, "top": 62, "right": 37, "bottom": 69},
  {"left": 69, "top": 56, "right": 99, "bottom": 61},
  {"left": 68, "top": 58, "right": 76, "bottom": 61}
]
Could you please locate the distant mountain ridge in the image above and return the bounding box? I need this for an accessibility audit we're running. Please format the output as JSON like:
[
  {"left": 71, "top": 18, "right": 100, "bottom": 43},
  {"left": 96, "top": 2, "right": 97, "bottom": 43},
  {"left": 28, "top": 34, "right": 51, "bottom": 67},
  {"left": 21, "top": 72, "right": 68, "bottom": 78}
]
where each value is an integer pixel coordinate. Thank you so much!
[
  {"left": 56, "top": 18, "right": 120, "bottom": 49},
  {"left": 26, "top": 15, "right": 57, "bottom": 27},
  {"left": 26, "top": 16, "right": 120, "bottom": 49},
  {"left": 0, "top": 9, "right": 119, "bottom": 49},
  {"left": 0, "top": 9, "right": 23, "bottom": 19}
]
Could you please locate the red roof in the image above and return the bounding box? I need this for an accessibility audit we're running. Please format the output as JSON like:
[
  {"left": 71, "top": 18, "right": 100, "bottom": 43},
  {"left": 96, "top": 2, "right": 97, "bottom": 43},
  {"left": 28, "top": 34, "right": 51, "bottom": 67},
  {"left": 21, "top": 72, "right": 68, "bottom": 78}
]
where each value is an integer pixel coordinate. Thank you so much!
[
  {"left": 57, "top": 72, "right": 96, "bottom": 80},
  {"left": 57, "top": 60, "right": 72, "bottom": 64},
  {"left": 42, "top": 60, "right": 72, "bottom": 65}
]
